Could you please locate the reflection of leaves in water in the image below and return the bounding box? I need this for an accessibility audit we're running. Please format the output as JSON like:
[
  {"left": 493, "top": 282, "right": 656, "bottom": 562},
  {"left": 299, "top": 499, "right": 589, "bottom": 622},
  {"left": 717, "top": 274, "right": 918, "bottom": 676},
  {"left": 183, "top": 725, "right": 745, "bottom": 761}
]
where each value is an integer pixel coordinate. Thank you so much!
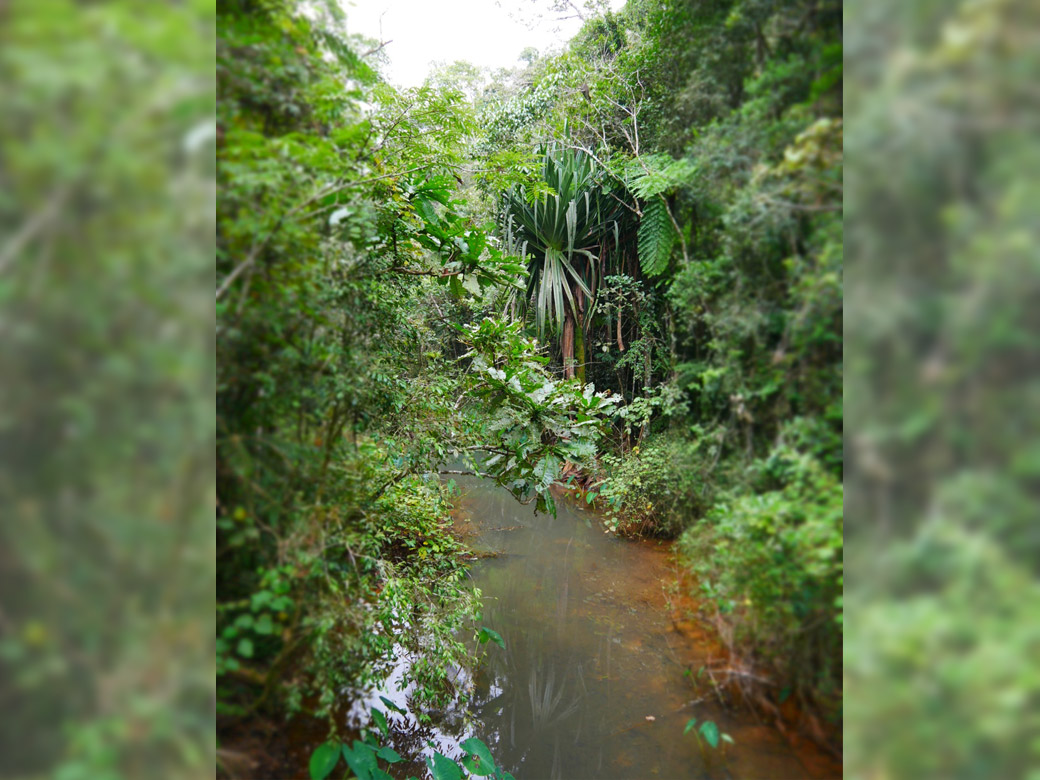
[
  {"left": 466, "top": 628, "right": 588, "bottom": 779},
  {"left": 528, "top": 664, "right": 581, "bottom": 730}
]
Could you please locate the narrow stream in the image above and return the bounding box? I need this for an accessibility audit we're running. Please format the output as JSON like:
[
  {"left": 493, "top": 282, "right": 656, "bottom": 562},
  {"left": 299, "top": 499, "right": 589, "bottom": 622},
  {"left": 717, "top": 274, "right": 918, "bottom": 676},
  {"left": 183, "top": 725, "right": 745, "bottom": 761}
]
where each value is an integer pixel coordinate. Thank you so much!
[{"left": 341, "top": 473, "right": 836, "bottom": 779}]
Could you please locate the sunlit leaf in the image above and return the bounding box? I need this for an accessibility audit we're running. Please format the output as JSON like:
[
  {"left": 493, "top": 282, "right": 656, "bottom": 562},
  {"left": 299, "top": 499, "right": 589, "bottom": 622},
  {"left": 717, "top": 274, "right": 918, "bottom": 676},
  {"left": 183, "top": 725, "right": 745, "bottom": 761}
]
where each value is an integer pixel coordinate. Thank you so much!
[{"left": 371, "top": 708, "right": 389, "bottom": 736}]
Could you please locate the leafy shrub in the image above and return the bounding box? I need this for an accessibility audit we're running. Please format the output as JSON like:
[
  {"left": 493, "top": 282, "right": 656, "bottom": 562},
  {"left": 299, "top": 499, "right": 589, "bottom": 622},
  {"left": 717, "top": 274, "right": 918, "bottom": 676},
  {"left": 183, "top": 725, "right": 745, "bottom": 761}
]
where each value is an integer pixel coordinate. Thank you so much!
[
  {"left": 217, "top": 463, "right": 483, "bottom": 722},
  {"left": 598, "top": 430, "right": 726, "bottom": 536},
  {"left": 679, "top": 444, "right": 842, "bottom": 717}
]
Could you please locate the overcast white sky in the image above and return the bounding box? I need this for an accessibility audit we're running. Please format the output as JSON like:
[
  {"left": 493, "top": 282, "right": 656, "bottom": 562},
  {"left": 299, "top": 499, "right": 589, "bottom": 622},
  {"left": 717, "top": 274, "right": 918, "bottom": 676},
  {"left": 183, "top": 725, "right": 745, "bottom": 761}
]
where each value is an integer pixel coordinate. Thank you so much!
[{"left": 341, "top": 0, "right": 602, "bottom": 87}]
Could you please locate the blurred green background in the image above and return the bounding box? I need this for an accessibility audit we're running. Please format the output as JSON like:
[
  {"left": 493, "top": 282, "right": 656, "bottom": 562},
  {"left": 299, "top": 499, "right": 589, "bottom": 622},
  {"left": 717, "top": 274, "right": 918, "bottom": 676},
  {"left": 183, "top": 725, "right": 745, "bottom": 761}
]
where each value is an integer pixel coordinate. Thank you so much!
[
  {"left": 0, "top": 1, "right": 214, "bottom": 778},
  {"left": 845, "top": 0, "right": 1040, "bottom": 777}
]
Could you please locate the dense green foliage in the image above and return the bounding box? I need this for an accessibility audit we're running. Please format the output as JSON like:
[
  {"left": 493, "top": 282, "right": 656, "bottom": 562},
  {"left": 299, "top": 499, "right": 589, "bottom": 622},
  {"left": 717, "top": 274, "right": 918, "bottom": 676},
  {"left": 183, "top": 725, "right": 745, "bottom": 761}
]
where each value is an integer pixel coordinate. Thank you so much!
[
  {"left": 216, "top": 0, "right": 843, "bottom": 770},
  {"left": 12, "top": 0, "right": 1040, "bottom": 776},
  {"left": 216, "top": 0, "right": 505, "bottom": 730},
  {"left": 499, "top": 144, "right": 624, "bottom": 380}
]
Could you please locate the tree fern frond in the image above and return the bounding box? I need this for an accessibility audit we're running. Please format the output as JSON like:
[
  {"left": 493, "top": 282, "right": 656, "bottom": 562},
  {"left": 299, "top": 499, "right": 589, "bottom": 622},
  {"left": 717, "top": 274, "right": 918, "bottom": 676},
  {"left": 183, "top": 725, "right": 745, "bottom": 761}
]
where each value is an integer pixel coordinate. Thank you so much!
[{"left": 637, "top": 196, "right": 676, "bottom": 277}]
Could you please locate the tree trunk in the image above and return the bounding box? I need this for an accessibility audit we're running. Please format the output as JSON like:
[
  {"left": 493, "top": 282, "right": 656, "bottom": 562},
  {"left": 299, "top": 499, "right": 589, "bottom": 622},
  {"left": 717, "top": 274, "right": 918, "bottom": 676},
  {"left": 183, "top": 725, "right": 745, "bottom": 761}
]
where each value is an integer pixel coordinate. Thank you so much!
[
  {"left": 562, "top": 306, "right": 575, "bottom": 379},
  {"left": 574, "top": 283, "right": 586, "bottom": 384},
  {"left": 639, "top": 348, "right": 651, "bottom": 443},
  {"left": 574, "top": 316, "right": 586, "bottom": 384}
]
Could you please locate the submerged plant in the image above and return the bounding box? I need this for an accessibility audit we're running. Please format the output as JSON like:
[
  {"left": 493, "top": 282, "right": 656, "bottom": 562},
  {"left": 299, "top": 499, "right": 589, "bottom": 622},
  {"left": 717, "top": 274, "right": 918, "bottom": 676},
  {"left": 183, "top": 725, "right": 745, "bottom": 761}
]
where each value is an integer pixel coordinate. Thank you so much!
[{"left": 683, "top": 717, "right": 734, "bottom": 760}]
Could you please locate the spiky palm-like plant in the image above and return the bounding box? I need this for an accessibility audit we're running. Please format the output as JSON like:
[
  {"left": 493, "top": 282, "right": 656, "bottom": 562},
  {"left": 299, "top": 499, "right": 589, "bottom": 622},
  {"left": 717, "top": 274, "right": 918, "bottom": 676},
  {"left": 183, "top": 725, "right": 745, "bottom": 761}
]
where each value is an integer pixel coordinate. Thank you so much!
[{"left": 500, "top": 146, "right": 621, "bottom": 381}]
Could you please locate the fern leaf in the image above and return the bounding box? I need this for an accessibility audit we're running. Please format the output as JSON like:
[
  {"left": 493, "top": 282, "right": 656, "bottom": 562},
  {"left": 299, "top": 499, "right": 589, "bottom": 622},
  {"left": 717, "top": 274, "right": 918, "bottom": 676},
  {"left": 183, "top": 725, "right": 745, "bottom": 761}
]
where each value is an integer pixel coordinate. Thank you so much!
[{"left": 637, "top": 197, "right": 676, "bottom": 277}]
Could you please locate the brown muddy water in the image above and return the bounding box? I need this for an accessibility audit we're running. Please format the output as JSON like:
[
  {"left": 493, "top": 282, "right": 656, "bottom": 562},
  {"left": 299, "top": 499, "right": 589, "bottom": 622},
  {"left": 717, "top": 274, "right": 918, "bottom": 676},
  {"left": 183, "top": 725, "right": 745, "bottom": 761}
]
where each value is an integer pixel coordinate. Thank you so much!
[{"left": 257, "top": 473, "right": 838, "bottom": 779}]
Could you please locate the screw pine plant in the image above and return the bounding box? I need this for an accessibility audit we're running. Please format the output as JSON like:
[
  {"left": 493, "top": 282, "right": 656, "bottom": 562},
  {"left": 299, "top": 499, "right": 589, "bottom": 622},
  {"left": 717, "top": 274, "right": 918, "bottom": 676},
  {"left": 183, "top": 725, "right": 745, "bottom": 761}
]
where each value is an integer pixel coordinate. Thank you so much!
[{"left": 499, "top": 144, "right": 623, "bottom": 381}]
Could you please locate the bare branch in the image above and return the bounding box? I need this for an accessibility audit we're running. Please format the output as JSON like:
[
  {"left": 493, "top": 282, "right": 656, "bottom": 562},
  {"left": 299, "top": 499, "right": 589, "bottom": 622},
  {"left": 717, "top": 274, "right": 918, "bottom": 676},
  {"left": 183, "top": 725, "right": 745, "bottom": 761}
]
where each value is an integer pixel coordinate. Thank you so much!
[
  {"left": 386, "top": 266, "right": 465, "bottom": 277},
  {"left": 362, "top": 39, "right": 393, "bottom": 57}
]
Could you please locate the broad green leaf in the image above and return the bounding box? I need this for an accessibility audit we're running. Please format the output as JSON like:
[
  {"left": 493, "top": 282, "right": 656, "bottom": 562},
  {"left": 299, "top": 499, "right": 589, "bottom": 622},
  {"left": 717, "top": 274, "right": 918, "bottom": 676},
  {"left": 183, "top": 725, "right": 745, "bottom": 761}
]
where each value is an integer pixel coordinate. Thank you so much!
[
  {"left": 236, "top": 638, "right": 253, "bottom": 658},
  {"left": 371, "top": 708, "right": 389, "bottom": 736},
  {"left": 379, "top": 695, "right": 406, "bottom": 715},
  {"left": 478, "top": 627, "right": 505, "bottom": 649},
  {"left": 343, "top": 741, "right": 378, "bottom": 780},
  {"left": 683, "top": 718, "right": 697, "bottom": 735},
  {"left": 415, "top": 197, "right": 440, "bottom": 226},
  {"left": 427, "top": 751, "right": 462, "bottom": 780},
  {"left": 449, "top": 275, "right": 465, "bottom": 299},
  {"left": 251, "top": 590, "right": 273, "bottom": 610},
  {"left": 254, "top": 613, "right": 274, "bottom": 634},
  {"left": 308, "top": 741, "right": 340, "bottom": 780},
  {"left": 376, "top": 746, "right": 403, "bottom": 763},
  {"left": 699, "top": 720, "right": 720, "bottom": 749},
  {"left": 459, "top": 737, "right": 496, "bottom": 776},
  {"left": 539, "top": 491, "right": 557, "bottom": 518}
]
